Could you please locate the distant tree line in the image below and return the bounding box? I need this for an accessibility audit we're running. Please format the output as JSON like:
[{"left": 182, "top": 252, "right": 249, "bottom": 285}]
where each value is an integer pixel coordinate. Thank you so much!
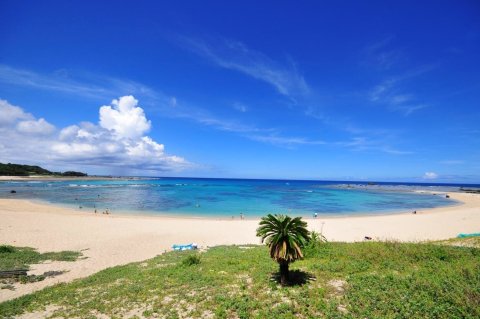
[
  {"left": 0, "top": 163, "right": 87, "bottom": 177},
  {"left": 60, "top": 171, "right": 88, "bottom": 177}
]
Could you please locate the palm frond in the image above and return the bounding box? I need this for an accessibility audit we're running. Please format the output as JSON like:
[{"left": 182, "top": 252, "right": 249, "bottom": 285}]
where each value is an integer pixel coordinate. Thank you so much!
[{"left": 256, "top": 214, "right": 310, "bottom": 264}]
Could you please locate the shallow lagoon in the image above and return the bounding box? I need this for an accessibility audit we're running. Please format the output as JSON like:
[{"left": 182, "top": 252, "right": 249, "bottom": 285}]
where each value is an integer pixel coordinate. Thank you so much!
[{"left": 0, "top": 178, "right": 461, "bottom": 217}]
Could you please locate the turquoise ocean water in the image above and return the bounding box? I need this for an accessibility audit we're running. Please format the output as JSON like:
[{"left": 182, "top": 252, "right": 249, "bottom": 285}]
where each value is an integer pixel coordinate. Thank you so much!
[{"left": 0, "top": 178, "right": 465, "bottom": 218}]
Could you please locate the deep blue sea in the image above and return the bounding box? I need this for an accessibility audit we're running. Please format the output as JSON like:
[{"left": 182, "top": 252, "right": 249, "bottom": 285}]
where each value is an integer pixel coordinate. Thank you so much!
[{"left": 0, "top": 178, "right": 476, "bottom": 218}]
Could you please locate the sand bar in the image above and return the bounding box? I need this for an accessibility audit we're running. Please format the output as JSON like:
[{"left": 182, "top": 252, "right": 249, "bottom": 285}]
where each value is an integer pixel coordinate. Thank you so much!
[{"left": 1, "top": 192, "right": 479, "bottom": 302}]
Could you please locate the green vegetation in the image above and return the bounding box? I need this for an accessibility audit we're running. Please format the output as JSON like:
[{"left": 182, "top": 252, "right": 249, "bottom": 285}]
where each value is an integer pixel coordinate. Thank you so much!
[
  {"left": 0, "top": 162, "right": 87, "bottom": 177},
  {"left": 0, "top": 163, "right": 51, "bottom": 176},
  {"left": 60, "top": 171, "right": 88, "bottom": 177},
  {"left": 256, "top": 214, "right": 310, "bottom": 285},
  {"left": 0, "top": 245, "right": 82, "bottom": 291},
  {"left": 1, "top": 240, "right": 478, "bottom": 318},
  {"left": 181, "top": 254, "right": 201, "bottom": 266},
  {"left": 435, "top": 236, "right": 480, "bottom": 248},
  {"left": 0, "top": 245, "right": 81, "bottom": 271},
  {"left": 303, "top": 230, "right": 328, "bottom": 257}
]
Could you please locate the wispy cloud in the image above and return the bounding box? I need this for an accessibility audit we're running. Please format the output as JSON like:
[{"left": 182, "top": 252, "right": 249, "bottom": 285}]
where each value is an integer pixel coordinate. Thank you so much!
[
  {"left": 362, "top": 36, "right": 404, "bottom": 70},
  {"left": 152, "top": 98, "right": 270, "bottom": 135},
  {"left": 395, "top": 104, "right": 428, "bottom": 116},
  {"left": 337, "top": 136, "right": 412, "bottom": 155},
  {"left": 176, "top": 35, "right": 310, "bottom": 99},
  {"left": 381, "top": 147, "right": 413, "bottom": 155},
  {"left": 247, "top": 134, "right": 325, "bottom": 147},
  {"left": 196, "top": 116, "right": 267, "bottom": 134},
  {"left": 386, "top": 94, "right": 427, "bottom": 115},
  {"left": 232, "top": 101, "right": 248, "bottom": 112},
  {"left": 191, "top": 109, "right": 408, "bottom": 152},
  {"left": 0, "top": 64, "right": 160, "bottom": 101},
  {"left": 370, "top": 82, "right": 428, "bottom": 116},
  {"left": 156, "top": 98, "right": 323, "bottom": 148},
  {"left": 300, "top": 106, "right": 414, "bottom": 155},
  {"left": 363, "top": 36, "right": 438, "bottom": 117},
  {"left": 368, "top": 65, "right": 437, "bottom": 116}
]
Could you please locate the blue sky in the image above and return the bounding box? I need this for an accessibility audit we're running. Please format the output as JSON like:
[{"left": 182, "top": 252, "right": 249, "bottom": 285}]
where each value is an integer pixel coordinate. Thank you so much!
[{"left": 0, "top": 1, "right": 479, "bottom": 182}]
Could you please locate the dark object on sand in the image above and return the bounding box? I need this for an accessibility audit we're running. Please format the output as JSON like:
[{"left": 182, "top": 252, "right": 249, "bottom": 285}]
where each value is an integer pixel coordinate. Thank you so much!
[
  {"left": 0, "top": 269, "right": 28, "bottom": 278},
  {"left": 364, "top": 236, "right": 372, "bottom": 240},
  {"left": 413, "top": 210, "right": 417, "bottom": 214},
  {"left": 460, "top": 188, "right": 480, "bottom": 194},
  {"left": 446, "top": 194, "right": 450, "bottom": 198},
  {"left": 10, "top": 190, "right": 16, "bottom": 193}
]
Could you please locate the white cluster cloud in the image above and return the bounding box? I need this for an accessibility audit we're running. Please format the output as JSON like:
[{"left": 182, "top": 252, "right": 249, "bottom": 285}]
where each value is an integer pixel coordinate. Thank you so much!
[
  {"left": 0, "top": 100, "right": 55, "bottom": 135},
  {"left": 423, "top": 172, "right": 438, "bottom": 179},
  {"left": 16, "top": 118, "right": 55, "bottom": 135},
  {"left": 0, "top": 99, "right": 33, "bottom": 124},
  {"left": 0, "top": 97, "right": 189, "bottom": 172},
  {"left": 99, "top": 96, "right": 151, "bottom": 139}
]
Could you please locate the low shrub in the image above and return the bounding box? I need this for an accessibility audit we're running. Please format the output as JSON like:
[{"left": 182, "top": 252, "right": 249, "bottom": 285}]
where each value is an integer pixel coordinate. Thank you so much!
[
  {"left": 182, "top": 254, "right": 201, "bottom": 266},
  {"left": 0, "top": 245, "right": 15, "bottom": 254}
]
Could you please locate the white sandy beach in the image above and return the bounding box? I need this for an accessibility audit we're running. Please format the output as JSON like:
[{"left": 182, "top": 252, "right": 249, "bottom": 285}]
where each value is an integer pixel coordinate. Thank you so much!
[{"left": 1, "top": 192, "right": 479, "bottom": 302}]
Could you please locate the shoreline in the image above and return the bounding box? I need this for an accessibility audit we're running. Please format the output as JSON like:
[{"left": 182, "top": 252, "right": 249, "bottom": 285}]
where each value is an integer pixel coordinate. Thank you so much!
[
  {"left": 0, "top": 180, "right": 463, "bottom": 220},
  {"left": 1, "top": 192, "right": 479, "bottom": 302},
  {"left": 12, "top": 192, "right": 463, "bottom": 221}
]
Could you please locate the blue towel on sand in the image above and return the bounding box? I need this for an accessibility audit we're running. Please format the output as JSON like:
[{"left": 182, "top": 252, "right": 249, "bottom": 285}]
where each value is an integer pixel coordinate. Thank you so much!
[{"left": 172, "top": 243, "right": 197, "bottom": 251}]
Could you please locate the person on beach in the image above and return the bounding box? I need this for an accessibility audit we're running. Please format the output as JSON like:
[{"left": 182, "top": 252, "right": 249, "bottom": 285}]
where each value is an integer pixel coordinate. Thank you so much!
[{"left": 240, "top": 212, "right": 244, "bottom": 220}]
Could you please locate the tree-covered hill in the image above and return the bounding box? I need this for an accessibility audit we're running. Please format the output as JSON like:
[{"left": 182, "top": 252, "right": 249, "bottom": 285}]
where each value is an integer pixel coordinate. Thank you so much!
[{"left": 0, "top": 163, "right": 87, "bottom": 177}]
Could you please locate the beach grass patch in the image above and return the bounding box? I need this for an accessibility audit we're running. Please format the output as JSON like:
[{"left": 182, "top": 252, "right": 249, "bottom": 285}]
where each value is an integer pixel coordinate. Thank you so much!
[
  {"left": 0, "top": 245, "right": 82, "bottom": 272},
  {"left": 0, "top": 240, "right": 479, "bottom": 318},
  {"left": 0, "top": 245, "right": 15, "bottom": 254},
  {"left": 181, "top": 254, "right": 201, "bottom": 266}
]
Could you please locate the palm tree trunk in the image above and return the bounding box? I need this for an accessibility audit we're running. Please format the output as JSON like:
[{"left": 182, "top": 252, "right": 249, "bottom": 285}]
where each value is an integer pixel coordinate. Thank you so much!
[{"left": 279, "top": 261, "right": 289, "bottom": 286}]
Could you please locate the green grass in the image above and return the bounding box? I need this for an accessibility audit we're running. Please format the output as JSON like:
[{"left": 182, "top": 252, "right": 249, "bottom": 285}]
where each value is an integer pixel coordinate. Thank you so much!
[
  {"left": 435, "top": 236, "right": 480, "bottom": 248},
  {"left": 0, "top": 241, "right": 479, "bottom": 318},
  {"left": 0, "top": 245, "right": 82, "bottom": 271}
]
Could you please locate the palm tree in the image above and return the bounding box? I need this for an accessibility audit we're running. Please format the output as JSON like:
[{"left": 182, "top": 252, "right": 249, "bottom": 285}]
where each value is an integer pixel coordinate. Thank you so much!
[{"left": 256, "top": 214, "right": 310, "bottom": 286}]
